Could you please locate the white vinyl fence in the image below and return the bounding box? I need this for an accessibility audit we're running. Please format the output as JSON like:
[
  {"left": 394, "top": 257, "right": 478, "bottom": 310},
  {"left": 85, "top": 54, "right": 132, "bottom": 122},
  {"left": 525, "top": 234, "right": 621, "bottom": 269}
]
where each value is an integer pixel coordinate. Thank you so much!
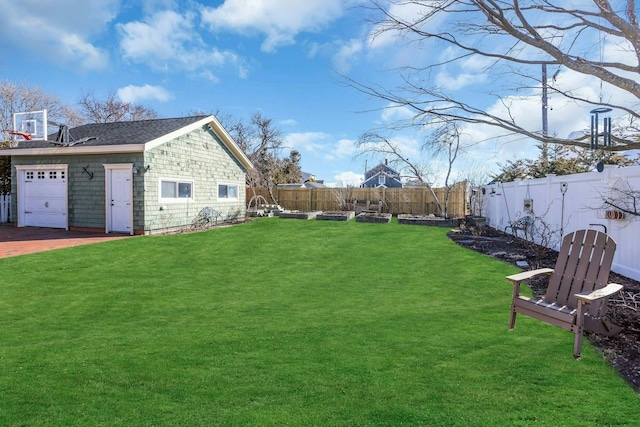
[
  {"left": 482, "top": 165, "right": 640, "bottom": 282},
  {"left": 0, "top": 194, "right": 10, "bottom": 223}
]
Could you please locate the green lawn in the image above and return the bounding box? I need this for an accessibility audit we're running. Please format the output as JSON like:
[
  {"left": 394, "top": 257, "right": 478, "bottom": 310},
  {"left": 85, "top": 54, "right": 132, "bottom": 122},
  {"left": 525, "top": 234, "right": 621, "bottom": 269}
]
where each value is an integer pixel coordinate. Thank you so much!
[{"left": 0, "top": 218, "right": 637, "bottom": 426}]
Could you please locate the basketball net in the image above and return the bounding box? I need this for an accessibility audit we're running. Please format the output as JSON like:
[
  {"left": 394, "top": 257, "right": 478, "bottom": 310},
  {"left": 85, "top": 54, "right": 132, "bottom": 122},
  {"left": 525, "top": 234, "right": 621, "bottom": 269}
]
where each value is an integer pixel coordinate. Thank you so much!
[{"left": 2, "top": 130, "right": 32, "bottom": 148}]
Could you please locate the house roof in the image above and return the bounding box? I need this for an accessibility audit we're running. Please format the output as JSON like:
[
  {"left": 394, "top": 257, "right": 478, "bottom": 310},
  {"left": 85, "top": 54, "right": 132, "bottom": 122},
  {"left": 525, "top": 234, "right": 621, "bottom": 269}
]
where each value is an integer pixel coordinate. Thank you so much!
[
  {"left": 0, "top": 115, "right": 253, "bottom": 170},
  {"left": 364, "top": 162, "right": 400, "bottom": 179}
]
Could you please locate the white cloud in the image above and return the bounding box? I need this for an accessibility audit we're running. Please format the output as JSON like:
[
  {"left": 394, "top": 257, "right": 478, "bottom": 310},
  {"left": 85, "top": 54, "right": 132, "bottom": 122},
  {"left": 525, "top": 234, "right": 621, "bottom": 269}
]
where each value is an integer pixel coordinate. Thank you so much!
[
  {"left": 201, "top": 0, "right": 345, "bottom": 53},
  {"left": 118, "top": 10, "right": 241, "bottom": 73},
  {"left": 280, "top": 119, "right": 298, "bottom": 126},
  {"left": 358, "top": 134, "right": 422, "bottom": 161},
  {"left": 285, "top": 132, "right": 358, "bottom": 178},
  {"left": 367, "top": 1, "right": 444, "bottom": 52},
  {"left": 116, "top": 84, "right": 173, "bottom": 103},
  {"left": 329, "top": 171, "right": 364, "bottom": 187},
  {"left": 198, "top": 70, "right": 221, "bottom": 84},
  {"left": 0, "top": 0, "right": 116, "bottom": 69},
  {"left": 334, "top": 138, "right": 357, "bottom": 158},
  {"left": 434, "top": 49, "right": 492, "bottom": 91},
  {"left": 285, "top": 131, "right": 333, "bottom": 154},
  {"left": 332, "top": 39, "right": 363, "bottom": 74},
  {"left": 435, "top": 72, "right": 488, "bottom": 91},
  {"left": 381, "top": 103, "right": 415, "bottom": 123}
]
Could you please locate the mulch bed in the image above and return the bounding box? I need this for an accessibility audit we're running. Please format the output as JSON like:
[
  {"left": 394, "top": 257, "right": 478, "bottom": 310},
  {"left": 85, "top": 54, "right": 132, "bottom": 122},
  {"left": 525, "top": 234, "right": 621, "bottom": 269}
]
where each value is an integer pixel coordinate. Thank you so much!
[
  {"left": 397, "top": 214, "right": 461, "bottom": 227},
  {"left": 448, "top": 225, "right": 640, "bottom": 392}
]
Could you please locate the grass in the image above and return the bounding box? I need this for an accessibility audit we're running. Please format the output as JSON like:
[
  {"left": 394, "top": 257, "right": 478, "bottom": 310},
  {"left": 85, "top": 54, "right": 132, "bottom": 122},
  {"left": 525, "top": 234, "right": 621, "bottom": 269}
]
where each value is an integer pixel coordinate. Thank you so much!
[{"left": 0, "top": 218, "right": 637, "bottom": 426}]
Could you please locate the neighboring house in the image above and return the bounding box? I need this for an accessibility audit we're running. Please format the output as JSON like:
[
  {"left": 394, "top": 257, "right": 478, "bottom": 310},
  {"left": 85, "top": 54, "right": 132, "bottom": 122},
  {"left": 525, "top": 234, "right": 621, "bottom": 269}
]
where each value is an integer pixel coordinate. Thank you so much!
[
  {"left": 361, "top": 162, "right": 403, "bottom": 188},
  {"left": 303, "top": 171, "right": 326, "bottom": 188},
  {"left": 0, "top": 115, "right": 252, "bottom": 235},
  {"left": 277, "top": 171, "right": 326, "bottom": 188},
  {"left": 303, "top": 181, "right": 326, "bottom": 189},
  {"left": 302, "top": 171, "right": 326, "bottom": 187}
]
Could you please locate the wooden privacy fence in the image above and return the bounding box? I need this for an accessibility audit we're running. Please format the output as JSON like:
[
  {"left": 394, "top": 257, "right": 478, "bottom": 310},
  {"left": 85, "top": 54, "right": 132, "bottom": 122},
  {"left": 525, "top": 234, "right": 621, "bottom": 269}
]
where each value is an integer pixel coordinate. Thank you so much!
[{"left": 246, "top": 183, "right": 467, "bottom": 217}]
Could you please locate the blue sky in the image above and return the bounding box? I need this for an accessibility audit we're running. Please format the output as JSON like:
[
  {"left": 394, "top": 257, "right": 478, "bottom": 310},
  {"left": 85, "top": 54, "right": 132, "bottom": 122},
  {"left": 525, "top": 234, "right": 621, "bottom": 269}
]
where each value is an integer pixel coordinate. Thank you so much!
[{"left": 0, "top": 0, "right": 626, "bottom": 186}]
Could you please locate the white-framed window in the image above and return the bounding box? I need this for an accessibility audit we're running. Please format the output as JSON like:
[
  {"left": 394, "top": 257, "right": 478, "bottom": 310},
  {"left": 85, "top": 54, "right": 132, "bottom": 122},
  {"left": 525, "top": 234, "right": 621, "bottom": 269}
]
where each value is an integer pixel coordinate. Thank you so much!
[
  {"left": 378, "top": 175, "right": 386, "bottom": 185},
  {"left": 218, "top": 184, "right": 238, "bottom": 200},
  {"left": 159, "top": 179, "right": 194, "bottom": 202}
]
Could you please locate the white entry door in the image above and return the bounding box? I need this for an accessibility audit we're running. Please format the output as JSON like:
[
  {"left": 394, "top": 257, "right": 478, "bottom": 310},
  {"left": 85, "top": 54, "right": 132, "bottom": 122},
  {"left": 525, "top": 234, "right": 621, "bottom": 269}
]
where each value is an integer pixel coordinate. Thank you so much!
[
  {"left": 17, "top": 165, "right": 68, "bottom": 229},
  {"left": 105, "top": 164, "right": 133, "bottom": 234}
]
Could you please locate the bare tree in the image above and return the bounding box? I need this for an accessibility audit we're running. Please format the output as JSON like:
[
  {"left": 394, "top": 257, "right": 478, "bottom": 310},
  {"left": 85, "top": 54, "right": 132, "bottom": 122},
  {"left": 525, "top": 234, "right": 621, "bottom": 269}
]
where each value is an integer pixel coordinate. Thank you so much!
[
  {"left": 0, "top": 80, "right": 81, "bottom": 194},
  {"left": 457, "top": 161, "right": 490, "bottom": 217},
  {"left": 78, "top": 91, "right": 158, "bottom": 123},
  {"left": 355, "top": 1, "right": 640, "bottom": 151},
  {"left": 195, "top": 110, "right": 302, "bottom": 202},
  {"left": 356, "top": 131, "right": 444, "bottom": 214},
  {"left": 0, "top": 80, "right": 80, "bottom": 134},
  {"left": 424, "top": 121, "right": 466, "bottom": 217},
  {"left": 331, "top": 185, "right": 357, "bottom": 211},
  {"left": 600, "top": 178, "right": 640, "bottom": 220},
  {"left": 213, "top": 111, "right": 300, "bottom": 203}
]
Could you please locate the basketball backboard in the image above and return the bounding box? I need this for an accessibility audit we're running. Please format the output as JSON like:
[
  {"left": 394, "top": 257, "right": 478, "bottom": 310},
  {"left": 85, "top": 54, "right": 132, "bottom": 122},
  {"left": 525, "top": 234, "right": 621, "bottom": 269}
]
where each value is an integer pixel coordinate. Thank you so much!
[{"left": 13, "top": 110, "right": 47, "bottom": 141}]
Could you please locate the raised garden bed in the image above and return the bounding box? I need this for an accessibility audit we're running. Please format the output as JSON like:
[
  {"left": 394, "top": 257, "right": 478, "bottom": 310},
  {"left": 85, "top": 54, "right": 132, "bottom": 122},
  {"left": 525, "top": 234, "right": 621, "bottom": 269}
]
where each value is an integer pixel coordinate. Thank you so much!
[
  {"left": 248, "top": 209, "right": 274, "bottom": 217},
  {"left": 316, "top": 211, "right": 355, "bottom": 221},
  {"left": 355, "top": 212, "right": 392, "bottom": 223},
  {"left": 398, "top": 214, "right": 461, "bottom": 227},
  {"left": 247, "top": 204, "right": 284, "bottom": 217},
  {"left": 277, "top": 211, "right": 322, "bottom": 220}
]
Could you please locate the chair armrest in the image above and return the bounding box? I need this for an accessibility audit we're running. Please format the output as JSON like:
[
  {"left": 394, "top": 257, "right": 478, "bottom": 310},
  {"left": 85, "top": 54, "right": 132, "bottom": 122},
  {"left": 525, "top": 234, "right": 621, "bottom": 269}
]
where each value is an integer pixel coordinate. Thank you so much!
[
  {"left": 575, "top": 283, "right": 623, "bottom": 303},
  {"left": 506, "top": 268, "right": 554, "bottom": 284}
]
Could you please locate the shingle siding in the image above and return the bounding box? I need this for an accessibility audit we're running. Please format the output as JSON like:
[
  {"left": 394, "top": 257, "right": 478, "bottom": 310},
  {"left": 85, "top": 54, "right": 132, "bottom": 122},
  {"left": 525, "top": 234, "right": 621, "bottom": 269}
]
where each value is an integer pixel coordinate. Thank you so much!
[
  {"left": 143, "top": 126, "right": 246, "bottom": 233},
  {"left": 11, "top": 154, "right": 143, "bottom": 229}
]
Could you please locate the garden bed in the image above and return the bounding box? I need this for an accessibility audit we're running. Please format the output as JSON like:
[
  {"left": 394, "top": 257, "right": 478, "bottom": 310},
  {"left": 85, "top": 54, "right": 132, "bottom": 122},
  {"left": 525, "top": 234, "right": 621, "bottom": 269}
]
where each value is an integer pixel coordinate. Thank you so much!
[
  {"left": 316, "top": 211, "right": 355, "bottom": 221},
  {"left": 355, "top": 212, "right": 392, "bottom": 223},
  {"left": 277, "top": 211, "right": 322, "bottom": 220},
  {"left": 398, "top": 214, "right": 461, "bottom": 227}
]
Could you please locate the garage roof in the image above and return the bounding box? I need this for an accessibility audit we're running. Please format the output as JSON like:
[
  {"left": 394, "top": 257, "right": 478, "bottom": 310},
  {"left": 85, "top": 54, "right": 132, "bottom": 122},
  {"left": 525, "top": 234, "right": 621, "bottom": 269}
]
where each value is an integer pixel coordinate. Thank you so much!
[{"left": 0, "top": 115, "right": 252, "bottom": 170}]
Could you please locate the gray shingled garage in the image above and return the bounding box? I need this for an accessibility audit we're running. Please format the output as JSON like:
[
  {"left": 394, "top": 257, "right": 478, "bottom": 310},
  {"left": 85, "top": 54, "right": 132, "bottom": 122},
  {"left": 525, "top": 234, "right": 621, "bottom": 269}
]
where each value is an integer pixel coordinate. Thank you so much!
[{"left": 1, "top": 115, "right": 252, "bottom": 234}]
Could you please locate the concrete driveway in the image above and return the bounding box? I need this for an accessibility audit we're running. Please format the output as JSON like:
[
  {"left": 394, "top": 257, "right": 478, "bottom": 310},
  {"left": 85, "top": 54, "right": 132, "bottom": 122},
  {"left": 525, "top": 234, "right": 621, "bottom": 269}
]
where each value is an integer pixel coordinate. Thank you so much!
[{"left": 0, "top": 225, "right": 132, "bottom": 259}]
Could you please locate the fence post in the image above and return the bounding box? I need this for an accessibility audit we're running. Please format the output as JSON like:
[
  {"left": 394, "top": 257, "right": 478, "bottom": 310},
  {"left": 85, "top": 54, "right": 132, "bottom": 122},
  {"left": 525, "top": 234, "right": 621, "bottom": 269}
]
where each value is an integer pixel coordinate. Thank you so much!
[{"left": 0, "top": 194, "right": 10, "bottom": 223}]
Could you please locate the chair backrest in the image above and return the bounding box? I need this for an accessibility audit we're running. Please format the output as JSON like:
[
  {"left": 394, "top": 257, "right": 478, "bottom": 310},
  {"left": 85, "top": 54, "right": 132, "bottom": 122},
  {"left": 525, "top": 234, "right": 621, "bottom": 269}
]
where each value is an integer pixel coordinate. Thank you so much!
[{"left": 544, "top": 229, "right": 617, "bottom": 315}]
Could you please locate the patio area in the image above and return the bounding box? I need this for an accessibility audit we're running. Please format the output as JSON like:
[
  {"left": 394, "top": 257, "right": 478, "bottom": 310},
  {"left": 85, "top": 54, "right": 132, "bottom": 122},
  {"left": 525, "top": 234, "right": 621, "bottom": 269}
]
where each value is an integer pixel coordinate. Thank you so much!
[{"left": 0, "top": 225, "right": 132, "bottom": 258}]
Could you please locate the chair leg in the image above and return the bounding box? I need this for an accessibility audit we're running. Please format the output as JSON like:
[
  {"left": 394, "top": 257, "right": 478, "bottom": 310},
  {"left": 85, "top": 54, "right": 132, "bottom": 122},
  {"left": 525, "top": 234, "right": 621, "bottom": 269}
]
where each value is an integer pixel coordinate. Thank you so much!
[
  {"left": 573, "top": 330, "right": 583, "bottom": 359},
  {"left": 574, "top": 302, "right": 586, "bottom": 359},
  {"left": 509, "top": 308, "right": 517, "bottom": 330}
]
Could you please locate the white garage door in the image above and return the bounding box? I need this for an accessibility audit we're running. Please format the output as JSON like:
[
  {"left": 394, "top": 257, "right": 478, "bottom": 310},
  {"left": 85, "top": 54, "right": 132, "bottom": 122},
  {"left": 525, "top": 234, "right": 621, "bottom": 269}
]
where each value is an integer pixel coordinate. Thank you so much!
[{"left": 21, "top": 168, "right": 68, "bottom": 229}]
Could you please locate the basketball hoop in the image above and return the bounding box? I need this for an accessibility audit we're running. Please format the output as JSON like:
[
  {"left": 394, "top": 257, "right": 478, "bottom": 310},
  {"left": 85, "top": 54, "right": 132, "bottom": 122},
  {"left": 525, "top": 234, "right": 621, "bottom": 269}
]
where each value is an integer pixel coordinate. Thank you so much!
[
  {"left": 3, "top": 111, "right": 94, "bottom": 147},
  {"left": 2, "top": 129, "right": 32, "bottom": 147},
  {"left": 3, "top": 130, "right": 33, "bottom": 140}
]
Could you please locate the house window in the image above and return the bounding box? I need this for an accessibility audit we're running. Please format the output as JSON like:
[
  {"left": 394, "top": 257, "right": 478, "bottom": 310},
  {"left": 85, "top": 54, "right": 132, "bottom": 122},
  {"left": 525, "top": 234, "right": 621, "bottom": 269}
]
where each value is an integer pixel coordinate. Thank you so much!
[
  {"left": 378, "top": 175, "right": 386, "bottom": 185},
  {"left": 160, "top": 179, "right": 193, "bottom": 201},
  {"left": 218, "top": 184, "right": 238, "bottom": 200}
]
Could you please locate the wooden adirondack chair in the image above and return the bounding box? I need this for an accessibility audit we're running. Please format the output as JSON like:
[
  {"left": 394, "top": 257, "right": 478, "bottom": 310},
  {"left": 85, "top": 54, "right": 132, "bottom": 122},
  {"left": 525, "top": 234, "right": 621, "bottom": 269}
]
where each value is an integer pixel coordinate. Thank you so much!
[{"left": 507, "top": 229, "right": 623, "bottom": 358}]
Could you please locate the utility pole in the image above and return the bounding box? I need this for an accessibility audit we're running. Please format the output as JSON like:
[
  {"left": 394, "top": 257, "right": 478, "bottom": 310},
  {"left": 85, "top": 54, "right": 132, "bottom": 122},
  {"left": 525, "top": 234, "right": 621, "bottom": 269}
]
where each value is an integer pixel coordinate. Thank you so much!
[{"left": 541, "top": 64, "right": 549, "bottom": 170}]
